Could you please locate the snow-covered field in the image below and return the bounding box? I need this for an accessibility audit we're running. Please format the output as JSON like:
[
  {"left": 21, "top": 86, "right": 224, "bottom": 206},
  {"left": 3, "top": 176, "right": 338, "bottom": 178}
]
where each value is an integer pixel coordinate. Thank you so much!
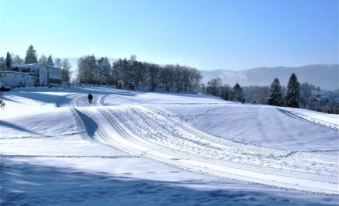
[{"left": 1, "top": 86, "right": 338, "bottom": 205}]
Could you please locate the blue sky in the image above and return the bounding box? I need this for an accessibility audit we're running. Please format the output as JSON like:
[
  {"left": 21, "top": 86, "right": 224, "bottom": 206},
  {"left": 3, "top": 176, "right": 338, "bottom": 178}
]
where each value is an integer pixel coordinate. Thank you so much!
[{"left": 0, "top": 0, "right": 337, "bottom": 70}]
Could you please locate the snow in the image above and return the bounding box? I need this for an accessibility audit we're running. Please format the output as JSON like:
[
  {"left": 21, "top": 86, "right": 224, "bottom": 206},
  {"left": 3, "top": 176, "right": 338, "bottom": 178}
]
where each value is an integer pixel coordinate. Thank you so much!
[
  {"left": 1, "top": 86, "right": 338, "bottom": 205},
  {"left": 161, "top": 104, "right": 339, "bottom": 153}
]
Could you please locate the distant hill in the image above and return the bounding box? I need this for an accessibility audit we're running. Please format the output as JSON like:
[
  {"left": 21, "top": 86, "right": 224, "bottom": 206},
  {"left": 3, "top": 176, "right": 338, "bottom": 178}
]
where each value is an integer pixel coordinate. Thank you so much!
[{"left": 200, "top": 64, "right": 339, "bottom": 91}]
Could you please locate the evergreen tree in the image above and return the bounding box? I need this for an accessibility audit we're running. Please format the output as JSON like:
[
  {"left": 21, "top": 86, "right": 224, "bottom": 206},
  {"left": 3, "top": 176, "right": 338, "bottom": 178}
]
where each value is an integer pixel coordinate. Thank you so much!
[
  {"left": 5, "top": 52, "right": 13, "bottom": 70},
  {"left": 47, "top": 55, "right": 54, "bottom": 66},
  {"left": 267, "top": 78, "right": 283, "bottom": 106},
  {"left": 285, "top": 73, "right": 300, "bottom": 108},
  {"left": 38, "top": 55, "right": 48, "bottom": 65},
  {"left": 24, "top": 45, "right": 38, "bottom": 64},
  {"left": 232, "top": 83, "right": 243, "bottom": 102},
  {"left": 0, "top": 57, "right": 5, "bottom": 70}
]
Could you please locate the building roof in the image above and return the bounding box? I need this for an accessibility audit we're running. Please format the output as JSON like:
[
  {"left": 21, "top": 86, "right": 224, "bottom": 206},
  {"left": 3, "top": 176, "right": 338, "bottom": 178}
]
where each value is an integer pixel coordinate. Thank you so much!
[
  {"left": 12, "top": 63, "right": 61, "bottom": 70},
  {"left": 0, "top": 71, "right": 33, "bottom": 75},
  {"left": 12, "top": 63, "right": 44, "bottom": 68}
]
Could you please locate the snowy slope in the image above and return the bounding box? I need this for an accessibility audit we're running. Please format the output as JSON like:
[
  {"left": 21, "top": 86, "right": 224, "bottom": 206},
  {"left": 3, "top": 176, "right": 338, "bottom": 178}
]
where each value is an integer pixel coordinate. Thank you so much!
[
  {"left": 161, "top": 104, "right": 339, "bottom": 153},
  {"left": 1, "top": 87, "right": 338, "bottom": 205}
]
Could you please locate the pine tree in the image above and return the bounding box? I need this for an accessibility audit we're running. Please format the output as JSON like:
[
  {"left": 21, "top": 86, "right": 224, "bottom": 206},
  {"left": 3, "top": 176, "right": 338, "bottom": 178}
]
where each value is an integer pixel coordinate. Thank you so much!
[
  {"left": 285, "top": 73, "right": 300, "bottom": 108},
  {"left": 24, "top": 45, "right": 38, "bottom": 64},
  {"left": 5, "top": 52, "right": 12, "bottom": 70},
  {"left": 0, "top": 57, "right": 4, "bottom": 71},
  {"left": 267, "top": 78, "right": 283, "bottom": 106},
  {"left": 47, "top": 55, "right": 54, "bottom": 66},
  {"left": 232, "top": 83, "right": 243, "bottom": 102}
]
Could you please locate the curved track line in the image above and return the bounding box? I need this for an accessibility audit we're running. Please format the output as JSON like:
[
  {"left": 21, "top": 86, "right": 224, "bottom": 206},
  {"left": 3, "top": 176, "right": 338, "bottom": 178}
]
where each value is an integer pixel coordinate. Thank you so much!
[{"left": 278, "top": 108, "right": 339, "bottom": 130}]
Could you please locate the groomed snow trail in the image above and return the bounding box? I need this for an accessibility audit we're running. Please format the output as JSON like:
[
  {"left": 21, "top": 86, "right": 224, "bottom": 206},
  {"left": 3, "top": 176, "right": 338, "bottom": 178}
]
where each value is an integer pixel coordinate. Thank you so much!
[
  {"left": 278, "top": 108, "right": 339, "bottom": 130},
  {"left": 72, "top": 94, "right": 338, "bottom": 195}
]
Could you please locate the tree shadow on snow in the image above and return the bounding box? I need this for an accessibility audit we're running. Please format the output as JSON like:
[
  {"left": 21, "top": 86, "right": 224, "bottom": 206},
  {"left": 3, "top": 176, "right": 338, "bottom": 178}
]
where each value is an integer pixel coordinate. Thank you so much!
[
  {"left": 1, "top": 159, "right": 337, "bottom": 206},
  {"left": 11, "top": 92, "right": 72, "bottom": 107},
  {"left": 0, "top": 120, "right": 43, "bottom": 136},
  {"left": 0, "top": 95, "right": 21, "bottom": 103}
]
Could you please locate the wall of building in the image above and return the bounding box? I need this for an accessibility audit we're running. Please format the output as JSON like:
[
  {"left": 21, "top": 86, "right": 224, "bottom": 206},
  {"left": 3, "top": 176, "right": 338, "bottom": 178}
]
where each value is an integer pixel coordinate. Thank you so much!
[
  {"left": 0, "top": 72, "right": 34, "bottom": 88},
  {"left": 12, "top": 63, "right": 62, "bottom": 86},
  {"left": 47, "top": 66, "right": 62, "bottom": 81},
  {"left": 38, "top": 67, "right": 48, "bottom": 86}
]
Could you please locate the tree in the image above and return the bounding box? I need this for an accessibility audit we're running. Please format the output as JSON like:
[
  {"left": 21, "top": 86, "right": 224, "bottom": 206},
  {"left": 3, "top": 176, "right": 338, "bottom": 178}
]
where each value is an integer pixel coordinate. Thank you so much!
[
  {"left": 111, "top": 60, "right": 123, "bottom": 87},
  {"left": 112, "top": 58, "right": 130, "bottom": 88},
  {"left": 285, "top": 73, "right": 300, "bottom": 108},
  {"left": 242, "top": 86, "right": 270, "bottom": 104},
  {"left": 110, "top": 57, "right": 201, "bottom": 92},
  {"left": 5, "top": 52, "right": 12, "bottom": 70},
  {"left": 299, "top": 82, "right": 315, "bottom": 108},
  {"left": 13, "top": 55, "right": 24, "bottom": 65},
  {"left": 206, "top": 78, "right": 222, "bottom": 96},
  {"left": 47, "top": 55, "right": 54, "bottom": 66},
  {"left": 55, "top": 58, "right": 62, "bottom": 68},
  {"left": 96, "top": 57, "right": 111, "bottom": 85},
  {"left": 220, "top": 85, "right": 232, "bottom": 100},
  {"left": 173, "top": 65, "right": 184, "bottom": 92},
  {"left": 184, "top": 67, "right": 201, "bottom": 91},
  {"left": 232, "top": 83, "right": 243, "bottom": 102},
  {"left": 24, "top": 45, "right": 38, "bottom": 64},
  {"left": 267, "top": 78, "right": 283, "bottom": 106},
  {"left": 0, "top": 57, "right": 5, "bottom": 71},
  {"left": 61, "top": 58, "right": 71, "bottom": 83},
  {"left": 131, "top": 57, "right": 147, "bottom": 88},
  {"left": 147, "top": 63, "right": 160, "bottom": 91},
  {"left": 125, "top": 56, "right": 137, "bottom": 89},
  {"left": 160, "top": 65, "right": 175, "bottom": 92},
  {"left": 38, "top": 55, "right": 48, "bottom": 65},
  {"left": 78, "top": 55, "right": 96, "bottom": 84}
]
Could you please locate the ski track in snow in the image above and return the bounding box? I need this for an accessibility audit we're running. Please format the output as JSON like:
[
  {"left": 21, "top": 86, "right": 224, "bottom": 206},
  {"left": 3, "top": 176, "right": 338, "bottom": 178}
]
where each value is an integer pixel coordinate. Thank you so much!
[
  {"left": 70, "top": 93, "right": 339, "bottom": 195},
  {"left": 277, "top": 108, "right": 339, "bottom": 130}
]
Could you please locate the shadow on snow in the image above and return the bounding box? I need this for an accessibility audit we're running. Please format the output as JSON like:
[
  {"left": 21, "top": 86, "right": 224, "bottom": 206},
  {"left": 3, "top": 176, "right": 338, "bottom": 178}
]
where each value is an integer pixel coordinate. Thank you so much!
[{"left": 1, "top": 159, "right": 338, "bottom": 206}]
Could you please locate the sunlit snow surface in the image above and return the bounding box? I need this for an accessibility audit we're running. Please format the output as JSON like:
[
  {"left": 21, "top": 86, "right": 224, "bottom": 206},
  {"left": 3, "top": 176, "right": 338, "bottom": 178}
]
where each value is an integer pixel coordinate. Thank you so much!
[{"left": 1, "top": 86, "right": 338, "bottom": 205}]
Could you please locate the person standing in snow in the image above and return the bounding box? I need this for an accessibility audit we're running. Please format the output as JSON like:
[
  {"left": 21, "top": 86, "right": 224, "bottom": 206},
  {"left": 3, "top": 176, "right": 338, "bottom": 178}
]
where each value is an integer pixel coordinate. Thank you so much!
[{"left": 88, "top": 93, "right": 93, "bottom": 104}]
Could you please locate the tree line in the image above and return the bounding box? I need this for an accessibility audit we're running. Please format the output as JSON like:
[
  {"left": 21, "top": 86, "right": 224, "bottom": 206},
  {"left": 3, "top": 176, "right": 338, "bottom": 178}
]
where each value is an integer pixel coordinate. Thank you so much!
[
  {"left": 0, "top": 45, "right": 71, "bottom": 83},
  {"left": 204, "top": 73, "right": 339, "bottom": 114},
  {"left": 77, "top": 55, "right": 202, "bottom": 92}
]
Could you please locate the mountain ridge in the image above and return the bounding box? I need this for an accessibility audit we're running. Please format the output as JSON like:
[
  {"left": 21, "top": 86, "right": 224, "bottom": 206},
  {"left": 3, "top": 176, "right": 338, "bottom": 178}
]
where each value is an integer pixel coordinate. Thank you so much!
[{"left": 200, "top": 64, "right": 338, "bottom": 90}]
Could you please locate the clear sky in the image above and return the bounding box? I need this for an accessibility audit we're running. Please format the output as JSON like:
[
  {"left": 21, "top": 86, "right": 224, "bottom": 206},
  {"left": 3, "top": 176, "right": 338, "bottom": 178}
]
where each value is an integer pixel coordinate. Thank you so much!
[{"left": 0, "top": 0, "right": 337, "bottom": 70}]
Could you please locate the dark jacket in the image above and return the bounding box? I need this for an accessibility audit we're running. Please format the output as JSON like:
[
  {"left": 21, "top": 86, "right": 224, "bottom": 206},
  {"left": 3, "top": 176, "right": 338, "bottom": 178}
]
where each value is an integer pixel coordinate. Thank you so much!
[{"left": 88, "top": 93, "right": 93, "bottom": 100}]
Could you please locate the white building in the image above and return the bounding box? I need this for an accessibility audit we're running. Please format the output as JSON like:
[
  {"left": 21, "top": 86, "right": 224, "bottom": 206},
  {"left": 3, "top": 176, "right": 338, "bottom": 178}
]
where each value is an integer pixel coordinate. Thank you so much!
[
  {"left": 10, "top": 63, "right": 62, "bottom": 86},
  {"left": 0, "top": 71, "right": 34, "bottom": 88}
]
